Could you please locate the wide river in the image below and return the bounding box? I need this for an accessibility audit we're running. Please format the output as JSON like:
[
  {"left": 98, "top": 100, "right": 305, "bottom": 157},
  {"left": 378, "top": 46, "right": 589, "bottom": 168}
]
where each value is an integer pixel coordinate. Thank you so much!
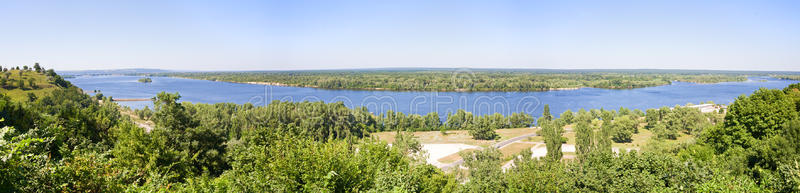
[{"left": 69, "top": 76, "right": 798, "bottom": 119}]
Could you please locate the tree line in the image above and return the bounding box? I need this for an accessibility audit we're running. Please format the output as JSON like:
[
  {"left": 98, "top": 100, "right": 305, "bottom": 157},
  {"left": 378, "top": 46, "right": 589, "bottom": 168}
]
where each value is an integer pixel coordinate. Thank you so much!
[
  {"left": 158, "top": 70, "right": 747, "bottom": 92},
  {"left": 136, "top": 99, "right": 535, "bottom": 141}
]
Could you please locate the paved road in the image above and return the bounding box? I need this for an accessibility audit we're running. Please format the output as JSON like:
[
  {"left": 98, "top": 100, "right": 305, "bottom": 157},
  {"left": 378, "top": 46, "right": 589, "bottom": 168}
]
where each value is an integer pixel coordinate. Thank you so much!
[{"left": 440, "top": 132, "right": 538, "bottom": 170}]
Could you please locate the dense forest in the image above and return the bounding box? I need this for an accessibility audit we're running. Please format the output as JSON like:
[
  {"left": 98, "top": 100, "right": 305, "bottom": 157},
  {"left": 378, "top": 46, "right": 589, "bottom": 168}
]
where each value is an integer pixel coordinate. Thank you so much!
[
  {"left": 158, "top": 70, "right": 748, "bottom": 92},
  {"left": 2, "top": 68, "right": 800, "bottom": 192},
  {"left": 775, "top": 75, "right": 800, "bottom": 81}
]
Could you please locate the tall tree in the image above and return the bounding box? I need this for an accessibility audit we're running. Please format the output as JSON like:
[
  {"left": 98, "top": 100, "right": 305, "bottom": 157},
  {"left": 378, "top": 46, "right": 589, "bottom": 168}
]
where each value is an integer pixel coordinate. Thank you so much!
[
  {"left": 595, "top": 110, "right": 614, "bottom": 153},
  {"left": 575, "top": 109, "right": 594, "bottom": 161},
  {"left": 542, "top": 104, "right": 552, "bottom": 122},
  {"left": 560, "top": 109, "right": 574, "bottom": 124},
  {"left": 33, "top": 63, "right": 41, "bottom": 73},
  {"left": 611, "top": 115, "right": 635, "bottom": 143},
  {"left": 542, "top": 118, "right": 564, "bottom": 161},
  {"left": 152, "top": 92, "right": 195, "bottom": 131}
]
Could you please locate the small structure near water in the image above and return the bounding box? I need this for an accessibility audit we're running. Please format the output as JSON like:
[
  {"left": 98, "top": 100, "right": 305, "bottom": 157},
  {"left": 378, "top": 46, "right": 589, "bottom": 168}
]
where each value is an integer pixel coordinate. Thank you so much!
[{"left": 688, "top": 103, "right": 725, "bottom": 113}]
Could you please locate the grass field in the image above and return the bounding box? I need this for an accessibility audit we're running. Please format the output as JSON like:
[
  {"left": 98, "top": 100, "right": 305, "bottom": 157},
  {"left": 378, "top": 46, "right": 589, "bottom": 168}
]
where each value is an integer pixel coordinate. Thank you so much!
[
  {"left": 499, "top": 142, "right": 537, "bottom": 159},
  {"left": 438, "top": 149, "right": 478, "bottom": 163},
  {"left": 1, "top": 70, "right": 59, "bottom": 102}
]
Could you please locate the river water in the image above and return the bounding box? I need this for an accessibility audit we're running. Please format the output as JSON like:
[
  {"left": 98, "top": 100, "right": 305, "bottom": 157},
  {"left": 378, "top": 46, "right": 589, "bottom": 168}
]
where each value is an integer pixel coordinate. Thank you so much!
[{"left": 69, "top": 75, "right": 798, "bottom": 119}]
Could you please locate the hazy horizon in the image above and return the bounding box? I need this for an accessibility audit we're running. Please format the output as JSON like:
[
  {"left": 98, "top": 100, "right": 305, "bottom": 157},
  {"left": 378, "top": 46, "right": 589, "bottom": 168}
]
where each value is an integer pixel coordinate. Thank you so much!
[{"left": 2, "top": 0, "right": 799, "bottom": 71}]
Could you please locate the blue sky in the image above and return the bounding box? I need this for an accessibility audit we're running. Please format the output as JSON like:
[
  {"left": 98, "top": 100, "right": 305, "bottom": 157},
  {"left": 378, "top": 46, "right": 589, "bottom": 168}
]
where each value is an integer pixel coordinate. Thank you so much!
[{"left": 1, "top": 0, "right": 799, "bottom": 71}]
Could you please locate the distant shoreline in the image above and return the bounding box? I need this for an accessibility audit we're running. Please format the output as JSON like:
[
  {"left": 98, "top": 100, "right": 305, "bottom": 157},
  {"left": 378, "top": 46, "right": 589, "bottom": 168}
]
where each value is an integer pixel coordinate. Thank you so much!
[
  {"left": 230, "top": 80, "right": 586, "bottom": 92},
  {"left": 152, "top": 73, "right": 753, "bottom": 92}
]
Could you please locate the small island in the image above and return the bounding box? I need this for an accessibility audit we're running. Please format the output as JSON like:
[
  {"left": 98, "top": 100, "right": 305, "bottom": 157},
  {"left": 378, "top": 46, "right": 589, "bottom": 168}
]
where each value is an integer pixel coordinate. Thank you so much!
[{"left": 138, "top": 77, "right": 152, "bottom": 83}]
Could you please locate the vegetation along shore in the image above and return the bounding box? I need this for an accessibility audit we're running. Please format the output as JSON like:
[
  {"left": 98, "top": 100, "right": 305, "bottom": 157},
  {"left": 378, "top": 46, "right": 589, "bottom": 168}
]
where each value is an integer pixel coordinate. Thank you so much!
[{"left": 151, "top": 69, "right": 749, "bottom": 92}]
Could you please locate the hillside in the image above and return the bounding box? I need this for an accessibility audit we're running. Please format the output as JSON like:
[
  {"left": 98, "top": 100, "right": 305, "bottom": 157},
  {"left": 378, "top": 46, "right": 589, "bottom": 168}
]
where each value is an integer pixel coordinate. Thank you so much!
[{"left": 0, "top": 69, "right": 61, "bottom": 102}]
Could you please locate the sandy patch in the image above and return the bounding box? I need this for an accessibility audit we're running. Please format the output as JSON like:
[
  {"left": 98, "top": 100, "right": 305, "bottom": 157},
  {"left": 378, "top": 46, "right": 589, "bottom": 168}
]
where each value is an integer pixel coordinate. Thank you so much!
[
  {"left": 422, "top": 143, "right": 479, "bottom": 167},
  {"left": 530, "top": 144, "right": 575, "bottom": 158}
]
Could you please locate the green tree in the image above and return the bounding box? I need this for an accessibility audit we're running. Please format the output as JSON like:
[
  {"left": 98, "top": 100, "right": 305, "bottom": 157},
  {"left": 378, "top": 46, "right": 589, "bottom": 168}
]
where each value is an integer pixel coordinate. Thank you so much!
[
  {"left": 575, "top": 109, "right": 594, "bottom": 160},
  {"left": 27, "top": 78, "right": 35, "bottom": 88},
  {"left": 541, "top": 118, "right": 565, "bottom": 161},
  {"left": 560, "top": 109, "right": 574, "bottom": 124},
  {"left": 540, "top": 105, "right": 564, "bottom": 161},
  {"left": 725, "top": 88, "right": 797, "bottom": 140},
  {"left": 611, "top": 115, "right": 636, "bottom": 143},
  {"left": 33, "top": 63, "right": 41, "bottom": 73},
  {"left": 393, "top": 130, "right": 421, "bottom": 154},
  {"left": 645, "top": 108, "right": 660, "bottom": 128},
  {"left": 152, "top": 92, "right": 195, "bottom": 131},
  {"left": 423, "top": 112, "right": 441, "bottom": 130},
  {"left": 509, "top": 112, "right": 533, "bottom": 128},
  {"left": 665, "top": 106, "right": 704, "bottom": 135},
  {"left": 25, "top": 93, "right": 36, "bottom": 102},
  {"left": 596, "top": 110, "right": 614, "bottom": 153},
  {"left": 542, "top": 104, "right": 552, "bottom": 121},
  {"left": 0, "top": 120, "right": 45, "bottom": 192},
  {"left": 469, "top": 115, "right": 499, "bottom": 140},
  {"left": 461, "top": 148, "right": 505, "bottom": 192},
  {"left": 16, "top": 79, "right": 24, "bottom": 89},
  {"left": 706, "top": 88, "right": 799, "bottom": 153},
  {"left": 653, "top": 123, "right": 676, "bottom": 140}
]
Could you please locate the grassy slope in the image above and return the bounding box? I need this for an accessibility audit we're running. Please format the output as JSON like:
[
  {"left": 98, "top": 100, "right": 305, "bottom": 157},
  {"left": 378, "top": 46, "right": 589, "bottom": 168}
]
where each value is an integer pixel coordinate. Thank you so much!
[{"left": 1, "top": 70, "right": 59, "bottom": 102}]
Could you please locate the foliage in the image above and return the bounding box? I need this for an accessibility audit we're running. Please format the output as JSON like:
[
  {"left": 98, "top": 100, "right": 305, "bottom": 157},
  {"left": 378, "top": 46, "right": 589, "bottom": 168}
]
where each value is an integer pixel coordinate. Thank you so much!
[
  {"left": 575, "top": 109, "right": 595, "bottom": 161},
  {"left": 724, "top": 88, "right": 797, "bottom": 142},
  {"left": 504, "top": 158, "right": 572, "bottom": 192},
  {"left": 541, "top": 118, "right": 564, "bottom": 161},
  {"left": 571, "top": 151, "right": 708, "bottom": 192},
  {"left": 460, "top": 148, "right": 505, "bottom": 192},
  {"left": 508, "top": 112, "right": 534, "bottom": 128},
  {"left": 468, "top": 114, "right": 501, "bottom": 140},
  {"left": 540, "top": 105, "right": 565, "bottom": 161},
  {"left": 560, "top": 109, "right": 574, "bottom": 124},
  {"left": 595, "top": 110, "right": 614, "bottom": 153},
  {"left": 393, "top": 130, "right": 422, "bottom": 154},
  {"left": 161, "top": 70, "right": 748, "bottom": 92},
  {"left": 611, "top": 115, "right": 636, "bottom": 143}
]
